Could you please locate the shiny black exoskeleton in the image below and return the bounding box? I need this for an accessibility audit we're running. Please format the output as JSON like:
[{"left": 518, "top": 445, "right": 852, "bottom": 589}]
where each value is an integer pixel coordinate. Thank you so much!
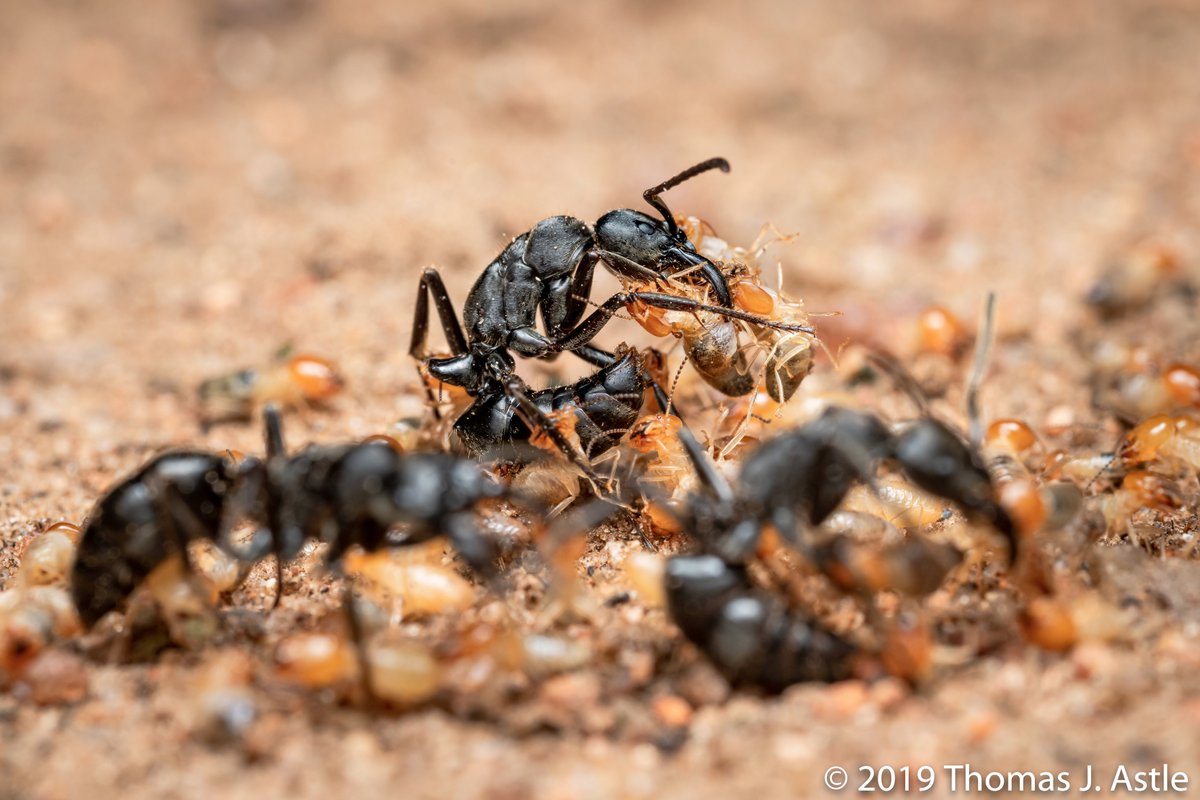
[
  {"left": 659, "top": 407, "right": 1014, "bottom": 690},
  {"left": 665, "top": 554, "right": 856, "bottom": 690},
  {"left": 453, "top": 347, "right": 651, "bottom": 460},
  {"left": 409, "top": 158, "right": 814, "bottom": 464},
  {"left": 676, "top": 407, "right": 1016, "bottom": 564},
  {"left": 71, "top": 451, "right": 244, "bottom": 628},
  {"left": 71, "top": 408, "right": 513, "bottom": 637}
]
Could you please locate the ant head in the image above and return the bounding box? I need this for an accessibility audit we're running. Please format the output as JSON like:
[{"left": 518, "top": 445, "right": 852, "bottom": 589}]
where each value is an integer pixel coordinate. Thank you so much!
[
  {"left": 596, "top": 157, "right": 735, "bottom": 304},
  {"left": 594, "top": 209, "right": 690, "bottom": 279}
]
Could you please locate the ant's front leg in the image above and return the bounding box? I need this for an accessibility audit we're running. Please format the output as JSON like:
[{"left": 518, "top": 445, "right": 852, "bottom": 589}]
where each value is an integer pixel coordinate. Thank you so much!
[
  {"left": 411, "top": 268, "right": 474, "bottom": 418},
  {"left": 441, "top": 511, "right": 504, "bottom": 595},
  {"left": 542, "top": 250, "right": 602, "bottom": 338},
  {"left": 551, "top": 290, "right": 813, "bottom": 354}
]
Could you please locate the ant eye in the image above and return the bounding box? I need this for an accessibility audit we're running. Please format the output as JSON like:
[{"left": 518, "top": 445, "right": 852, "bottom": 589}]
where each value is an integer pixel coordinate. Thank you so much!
[{"left": 636, "top": 221, "right": 657, "bottom": 236}]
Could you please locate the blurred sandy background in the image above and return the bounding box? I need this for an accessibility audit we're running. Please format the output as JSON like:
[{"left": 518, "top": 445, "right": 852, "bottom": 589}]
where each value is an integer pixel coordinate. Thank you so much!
[{"left": 3, "top": 1, "right": 1200, "bottom": 797}]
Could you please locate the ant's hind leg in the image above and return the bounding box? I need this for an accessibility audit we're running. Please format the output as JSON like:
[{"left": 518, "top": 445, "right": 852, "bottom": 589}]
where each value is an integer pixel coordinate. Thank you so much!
[
  {"left": 344, "top": 582, "right": 378, "bottom": 708},
  {"left": 262, "top": 404, "right": 286, "bottom": 460},
  {"left": 442, "top": 512, "right": 504, "bottom": 595}
]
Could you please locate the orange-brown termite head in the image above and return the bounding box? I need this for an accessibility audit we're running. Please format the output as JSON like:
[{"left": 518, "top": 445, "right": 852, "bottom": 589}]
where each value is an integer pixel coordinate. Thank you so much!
[
  {"left": 43, "top": 521, "right": 82, "bottom": 544},
  {"left": 286, "top": 354, "right": 344, "bottom": 401},
  {"left": 985, "top": 419, "right": 1039, "bottom": 455},
  {"left": 731, "top": 279, "right": 775, "bottom": 316},
  {"left": 1119, "top": 414, "right": 1176, "bottom": 465},
  {"left": 627, "top": 414, "right": 683, "bottom": 455},
  {"left": 1163, "top": 364, "right": 1200, "bottom": 409},
  {"left": 1120, "top": 470, "right": 1184, "bottom": 511},
  {"left": 880, "top": 613, "right": 934, "bottom": 684},
  {"left": 674, "top": 214, "right": 718, "bottom": 247},
  {"left": 1020, "top": 596, "right": 1077, "bottom": 652},
  {"left": 529, "top": 408, "right": 580, "bottom": 454},
  {"left": 362, "top": 434, "right": 406, "bottom": 454},
  {"left": 915, "top": 306, "right": 968, "bottom": 357},
  {"left": 998, "top": 478, "right": 1047, "bottom": 540},
  {"left": 625, "top": 295, "right": 675, "bottom": 338}
]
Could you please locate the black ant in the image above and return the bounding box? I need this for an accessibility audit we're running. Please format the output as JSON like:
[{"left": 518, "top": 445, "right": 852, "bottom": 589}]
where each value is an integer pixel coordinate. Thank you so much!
[
  {"left": 409, "top": 158, "right": 814, "bottom": 463},
  {"left": 71, "top": 406, "right": 521, "bottom": 699},
  {"left": 673, "top": 407, "right": 1016, "bottom": 565},
  {"left": 652, "top": 406, "right": 1014, "bottom": 690},
  {"left": 664, "top": 553, "right": 858, "bottom": 690}
]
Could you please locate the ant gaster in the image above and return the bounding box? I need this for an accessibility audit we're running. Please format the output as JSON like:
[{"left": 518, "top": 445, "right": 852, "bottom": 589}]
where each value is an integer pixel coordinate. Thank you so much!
[{"left": 71, "top": 406, "right": 519, "bottom": 699}]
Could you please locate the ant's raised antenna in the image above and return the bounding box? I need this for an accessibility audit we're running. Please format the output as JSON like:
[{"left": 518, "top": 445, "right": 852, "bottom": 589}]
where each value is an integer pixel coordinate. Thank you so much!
[
  {"left": 864, "top": 350, "right": 930, "bottom": 419},
  {"left": 643, "top": 157, "right": 731, "bottom": 236},
  {"left": 965, "top": 292, "right": 997, "bottom": 449},
  {"left": 263, "top": 404, "right": 286, "bottom": 461}
]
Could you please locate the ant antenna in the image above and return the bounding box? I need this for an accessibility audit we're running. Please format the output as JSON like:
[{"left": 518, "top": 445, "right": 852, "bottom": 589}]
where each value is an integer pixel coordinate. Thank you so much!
[
  {"left": 965, "top": 292, "right": 997, "bottom": 449},
  {"left": 263, "top": 404, "right": 286, "bottom": 460},
  {"left": 643, "top": 157, "right": 731, "bottom": 236}
]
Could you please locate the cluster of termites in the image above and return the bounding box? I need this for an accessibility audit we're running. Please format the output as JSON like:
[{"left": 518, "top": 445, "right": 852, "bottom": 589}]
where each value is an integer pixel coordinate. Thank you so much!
[{"left": 3, "top": 160, "right": 1193, "bottom": 731}]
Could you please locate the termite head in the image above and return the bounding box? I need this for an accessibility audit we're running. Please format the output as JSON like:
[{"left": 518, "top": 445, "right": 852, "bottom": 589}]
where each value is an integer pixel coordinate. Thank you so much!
[
  {"left": 1163, "top": 364, "right": 1200, "bottom": 409},
  {"left": 1119, "top": 414, "right": 1177, "bottom": 465},
  {"left": 1120, "top": 470, "right": 1183, "bottom": 510},
  {"left": 985, "top": 419, "right": 1039, "bottom": 455},
  {"left": 915, "top": 305, "right": 968, "bottom": 357},
  {"left": 627, "top": 414, "right": 683, "bottom": 455},
  {"left": 674, "top": 214, "right": 718, "bottom": 248},
  {"left": 286, "top": 354, "right": 344, "bottom": 401}
]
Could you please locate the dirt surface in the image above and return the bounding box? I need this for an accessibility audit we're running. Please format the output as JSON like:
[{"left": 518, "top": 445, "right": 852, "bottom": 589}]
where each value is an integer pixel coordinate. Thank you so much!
[{"left": 4, "top": 1, "right": 1200, "bottom": 798}]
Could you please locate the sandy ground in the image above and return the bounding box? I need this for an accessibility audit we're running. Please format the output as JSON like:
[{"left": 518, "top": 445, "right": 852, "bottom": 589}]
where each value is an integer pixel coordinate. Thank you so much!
[{"left": 3, "top": 0, "right": 1200, "bottom": 797}]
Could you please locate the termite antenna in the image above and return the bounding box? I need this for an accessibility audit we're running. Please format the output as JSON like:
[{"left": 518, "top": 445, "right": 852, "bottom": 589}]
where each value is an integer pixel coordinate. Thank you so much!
[
  {"left": 666, "top": 355, "right": 689, "bottom": 417},
  {"left": 965, "top": 292, "right": 997, "bottom": 448}
]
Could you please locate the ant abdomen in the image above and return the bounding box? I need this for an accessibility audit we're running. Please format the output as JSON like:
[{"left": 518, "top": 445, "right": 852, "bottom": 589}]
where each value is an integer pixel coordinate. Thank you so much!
[
  {"left": 70, "top": 452, "right": 239, "bottom": 628},
  {"left": 665, "top": 555, "right": 856, "bottom": 690}
]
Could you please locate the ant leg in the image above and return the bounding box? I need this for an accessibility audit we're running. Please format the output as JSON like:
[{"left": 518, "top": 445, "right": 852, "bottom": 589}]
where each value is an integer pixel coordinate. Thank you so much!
[
  {"left": 442, "top": 512, "right": 504, "bottom": 594},
  {"left": 343, "top": 577, "right": 377, "bottom": 708},
  {"left": 543, "top": 250, "right": 601, "bottom": 336},
  {"left": 676, "top": 427, "right": 735, "bottom": 504},
  {"left": 571, "top": 343, "right": 616, "bottom": 368},
  {"left": 642, "top": 157, "right": 730, "bottom": 235},
  {"left": 552, "top": 291, "right": 812, "bottom": 354},
  {"left": 409, "top": 267, "right": 469, "bottom": 359},
  {"left": 502, "top": 377, "right": 607, "bottom": 494},
  {"left": 411, "top": 268, "right": 472, "bottom": 419},
  {"left": 262, "top": 404, "right": 286, "bottom": 460}
]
